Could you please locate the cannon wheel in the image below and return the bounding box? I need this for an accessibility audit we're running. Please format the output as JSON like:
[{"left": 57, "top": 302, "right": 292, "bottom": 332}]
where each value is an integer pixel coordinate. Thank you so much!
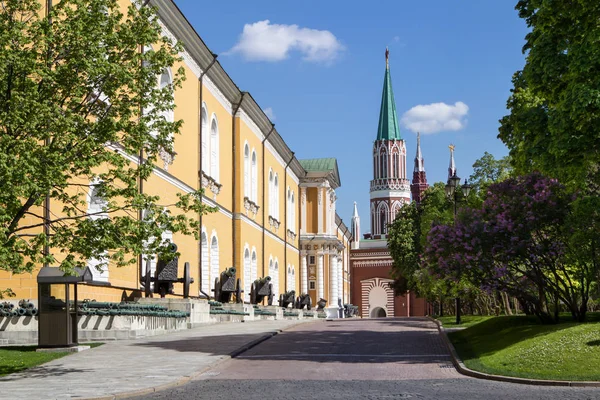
[
  {"left": 144, "top": 260, "right": 152, "bottom": 298},
  {"left": 235, "top": 278, "right": 242, "bottom": 303},
  {"left": 214, "top": 277, "right": 221, "bottom": 301},
  {"left": 183, "top": 262, "right": 191, "bottom": 299},
  {"left": 307, "top": 296, "right": 312, "bottom": 311},
  {"left": 267, "top": 283, "right": 274, "bottom": 305},
  {"left": 250, "top": 282, "right": 257, "bottom": 304},
  {"left": 279, "top": 294, "right": 284, "bottom": 308}
]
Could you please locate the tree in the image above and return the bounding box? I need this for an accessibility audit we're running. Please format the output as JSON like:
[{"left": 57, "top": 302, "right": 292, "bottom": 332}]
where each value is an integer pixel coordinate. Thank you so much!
[
  {"left": 499, "top": 1, "right": 600, "bottom": 189},
  {"left": 0, "top": 0, "right": 213, "bottom": 282},
  {"left": 469, "top": 152, "right": 512, "bottom": 194},
  {"left": 426, "top": 173, "right": 594, "bottom": 323}
]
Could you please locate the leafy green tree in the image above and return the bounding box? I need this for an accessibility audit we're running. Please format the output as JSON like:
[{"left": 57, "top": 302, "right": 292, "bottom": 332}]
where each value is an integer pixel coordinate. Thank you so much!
[
  {"left": 469, "top": 152, "right": 512, "bottom": 194},
  {"left": 499, "top": 0, "right": 600, "bottom": 189},
  {"left": 0, "top": 0, "right": 213, "bottom": 282}
]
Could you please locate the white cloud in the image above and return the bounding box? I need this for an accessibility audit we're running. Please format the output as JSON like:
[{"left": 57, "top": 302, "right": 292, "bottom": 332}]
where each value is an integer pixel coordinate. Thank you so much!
[
  {"left": 225, "top": 20, "right": 344, "bottom": 64},
  {"left": 263, "top": 107, "right": 276, "bottom": 121},
  {"left": 401, "top": 101, "right": 469, "bottom": 134}
]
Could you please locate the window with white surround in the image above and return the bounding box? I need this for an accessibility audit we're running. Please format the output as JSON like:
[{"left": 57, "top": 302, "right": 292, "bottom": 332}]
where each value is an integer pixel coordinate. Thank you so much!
[
  {"left": 201, "top": 105, "right": 208, "bottom": 173},
  {"left": 309, "top": 255, "right": 316, "bottom": 265},
  {"left": 201, "top": 230, "right": 209, "bottom": 294},
  {"left": 251, "top": 249, "right": 257, "bottom": 284},
  {"left": 268, "top": 170, "right": 274, "bottom": 216},
  {"left": 273, "top": 260, "right": 280, "bottom": 297},
  {"left": 210, "top": 234, "right": 219, "bottom": 293},
  {"left": 87, "top": 180, "right": 109, "bottom": 282},
  {"left": 210, "top": 115, "right": 219, "bottom": 181},
  {"left": 291, "top": 191, "right": 295, "bottom": 232},
  {"left": 244, "top": 247, "right": 251, "bottom": 302},
  {"left": 251, "top": 150, "right": 257, "bottom": 202},
  {"left": 274, "top": 174, "right": 279, "bottom": 220},
  {"left": 244, "top": 144, "right": 250, "bottom": 198}
]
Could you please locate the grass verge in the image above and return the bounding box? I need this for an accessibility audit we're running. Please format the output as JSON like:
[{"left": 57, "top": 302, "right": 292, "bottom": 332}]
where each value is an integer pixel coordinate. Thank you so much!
[
  {"left": 436, "top": 315, "right": 493, "bottom": 328},
  {"left": 0, "top": 342, "right": 103, "bottom": 377},
  {"left": 448, "top": 314, "right": 600, "bottom": 381}
]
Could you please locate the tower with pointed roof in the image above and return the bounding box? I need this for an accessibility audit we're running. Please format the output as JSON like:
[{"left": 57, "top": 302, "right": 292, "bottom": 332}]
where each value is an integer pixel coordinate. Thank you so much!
[
  {"left": 369, "top": 48, "right": 410, "bottom": 238},
  {"left": 448, "top": 144, "right": 456, "bottom": 180},
  {"left": 351, "top": 202, "right": 360, "bottom": 249},
  {"left": 410, "top": 132, "right": 429, "bottom": 203}
]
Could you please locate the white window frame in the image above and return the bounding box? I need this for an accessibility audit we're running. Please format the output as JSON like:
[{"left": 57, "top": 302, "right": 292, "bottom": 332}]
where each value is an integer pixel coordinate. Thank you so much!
[
  {"left": 251, "top": 150, "right": 258, "bottom": 202},
  {"left": 201, "top": 104, "right": 208, "bottom": 173},
  {"left": 244, "top": 143, "right": 250, "bottom": 198},
  {"left": 210, "top": 114, "right": 219, "bottom": 182}
]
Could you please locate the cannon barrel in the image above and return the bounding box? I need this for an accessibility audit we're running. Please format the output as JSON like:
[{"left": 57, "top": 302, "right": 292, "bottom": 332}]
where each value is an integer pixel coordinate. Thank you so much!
[
  {"left": 16, "top": 308, "right": 27, "bottom": 316},
  {"left": 224, "top": 267, "right": 236, "bottom": 277},
  {"left": 18, "top": 300, "right": 35, "bottom": 309},
  {"left": 25, "top": 308, "right": 38, "bottom": 317}
]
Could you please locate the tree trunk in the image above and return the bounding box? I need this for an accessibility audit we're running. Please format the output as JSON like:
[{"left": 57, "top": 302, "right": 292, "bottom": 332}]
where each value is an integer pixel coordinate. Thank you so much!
[{"left": 501, "top": 291, "right": 513, "bottom": 315}]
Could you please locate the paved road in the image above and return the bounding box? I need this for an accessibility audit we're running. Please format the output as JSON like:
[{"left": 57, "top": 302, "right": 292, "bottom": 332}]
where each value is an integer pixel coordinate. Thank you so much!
[{"left": 136, "top": 318, "right": 600, "bottom": 400}]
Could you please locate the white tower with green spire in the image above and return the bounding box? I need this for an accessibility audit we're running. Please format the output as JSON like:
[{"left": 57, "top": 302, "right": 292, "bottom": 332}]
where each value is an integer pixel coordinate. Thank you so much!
[{"left": 369, "top": 48, "right": 410, "bottom": 238}]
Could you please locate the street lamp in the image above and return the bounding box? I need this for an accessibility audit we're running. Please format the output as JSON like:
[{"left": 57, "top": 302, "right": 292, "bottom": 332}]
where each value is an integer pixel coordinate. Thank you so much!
[{"left": 445, "top": 174, "right": 472, "bottom": 325}]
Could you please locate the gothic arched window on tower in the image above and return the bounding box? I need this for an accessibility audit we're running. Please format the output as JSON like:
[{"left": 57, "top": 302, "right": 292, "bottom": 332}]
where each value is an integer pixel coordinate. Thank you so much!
[
  {"left": 380, "top": 209, "right": 387, "bottom": 235},
  {"left": 379, "top": 147, "right": 387, "bottom": 179},
  {"left": 392, "top": 150, "right": 399, "bottom": 178}
]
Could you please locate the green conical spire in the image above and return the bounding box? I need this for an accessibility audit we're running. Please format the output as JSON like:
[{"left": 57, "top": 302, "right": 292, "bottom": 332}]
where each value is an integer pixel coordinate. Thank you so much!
[{"left": 376, "top": 48, "right": 402, "bottom": 141}]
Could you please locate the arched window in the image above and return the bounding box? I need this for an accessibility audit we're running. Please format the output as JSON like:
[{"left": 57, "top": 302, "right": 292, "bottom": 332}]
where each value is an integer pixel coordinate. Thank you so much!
[
  {"left": 210, "top": 235, "right": 219, "bottom": 294},
  {"left": 244, "top": 144, "right": 250, "bottom": 198},
  {"left": 251, "top": 249, "right": 257, "bottom": 285},
  {"left": 379, "top": 148, "right": 388, "bottom": 179},
  {"left": 201, "top": 230, "right": 209, "bottom": 294},
  {"left": 287, "top": 189, "right": 291, "bottom": 230},
  {"left": 392, "top": 149, "right": 399, "bottom": 178},
  {"left": 287, "top": 265, "right": 292, "bottom": 292},
  {"left": 268, "top": 170, "right": 274, "bottom": 216},
  {"left": 273, "top": 260, "right": 280, "bottom": 297},
  {"left": 201, "top": 106, "right": 208, "bottom": 173},
  {"left": 291, "top": 266, "right": 296, "bottom": 292},
  {"left": 251, "top": 150, "right": 258, "bottom": 202},
  {"left": 210, "top": 116, "right": 219, "bottom": 181},
  {"left": 87, "top": 180, "right": 109, "bottom": 282},
  {"left": 380, "top": 208, "right": 387, "bottom": 235},
  {"left": 244, "top": 247, "right": 251, "bottom": 302},
  {"left": 291, "top": 191, "right": 295, "bottom": 232},
  {"left": 274, "top": 174, "right": 279, "bottom": 220}
]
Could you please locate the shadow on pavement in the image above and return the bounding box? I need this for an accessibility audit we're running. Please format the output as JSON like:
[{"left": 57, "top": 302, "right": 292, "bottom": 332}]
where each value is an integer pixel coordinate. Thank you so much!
[{"left": 132, "top": 318, "right": 451, "bottom": 364}]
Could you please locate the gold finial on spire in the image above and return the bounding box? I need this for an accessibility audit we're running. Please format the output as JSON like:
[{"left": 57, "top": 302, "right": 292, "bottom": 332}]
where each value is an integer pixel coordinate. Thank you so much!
[
  {"left": 385, "top": 47, "right": 389, "bottom": 69},
  {"left": 449, "top": 144, "right": 455, "bottom": 152}
]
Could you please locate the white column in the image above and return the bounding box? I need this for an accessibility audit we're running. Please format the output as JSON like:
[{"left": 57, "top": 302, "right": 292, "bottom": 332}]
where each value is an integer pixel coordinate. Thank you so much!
[
  {"left": 337, "top": 256, "right": 343, "bottom": 304},
  {"left": 300, "top": 187, "right": 307, "bottom": 234},
  {"left": 301, "top": 254, "right": 308, "bottom": 294},
  {"left": 318, "top": 187, "right": 323, "bottom": 234},
  {"left": 317, "top": 254, "right": 324, "bottom": 300},
  {"left": 329, "top": 254, "right": 337, "bottom": 305}
]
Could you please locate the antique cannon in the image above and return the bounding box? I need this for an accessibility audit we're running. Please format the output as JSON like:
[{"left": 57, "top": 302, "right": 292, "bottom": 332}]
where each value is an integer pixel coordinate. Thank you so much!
[
  {"left": 278, "top": 290, "right": 295, "bottom": 308},
  {"left": 250, "top": 276, "right": 274, "bottom": 305},
  {"left": 316, "top": 298, "right": 328, "bottom": 311},
  {"left": 142, "top": 243, "right": 194, "bottom": 298},
  {"left": 294, "top": 293, "right": 312, "bottom": 310},
  {"left": 344, "top": 303, "right": 359, "bottom": 318},
  {"left": 212, "top": 267, "right": 243, "bottom": 304}
]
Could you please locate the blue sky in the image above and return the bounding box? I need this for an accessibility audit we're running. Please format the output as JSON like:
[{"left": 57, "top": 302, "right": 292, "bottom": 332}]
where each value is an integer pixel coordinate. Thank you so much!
[{"left": 173, "top": 0, "right": 529, "bottom": 235}]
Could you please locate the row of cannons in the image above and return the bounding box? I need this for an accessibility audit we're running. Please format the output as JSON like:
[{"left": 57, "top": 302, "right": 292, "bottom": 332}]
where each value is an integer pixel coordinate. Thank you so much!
[{"left": 140, "top": 242, "right": 358, "bottom": 315}]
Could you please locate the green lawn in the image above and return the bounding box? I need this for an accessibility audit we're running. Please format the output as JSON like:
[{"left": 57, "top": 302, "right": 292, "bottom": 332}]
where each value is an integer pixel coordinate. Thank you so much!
[
  {"left": 448, "top": 314, "right": 600, "bottom": 381},
  {"left": 0, "top": 343, "right": 103, "bottom": 377},
  {"left": 436, "top": 315, "right": 493, "bottom": 328}
]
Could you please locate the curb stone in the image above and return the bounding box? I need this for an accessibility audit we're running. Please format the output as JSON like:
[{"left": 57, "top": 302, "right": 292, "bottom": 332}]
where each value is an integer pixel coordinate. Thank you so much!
[
  {"left": 429, "top": 316, "right": 600, "bottom": 388},
  {"left": 81, "top": 320, "right": 315, "bottom": 400}
]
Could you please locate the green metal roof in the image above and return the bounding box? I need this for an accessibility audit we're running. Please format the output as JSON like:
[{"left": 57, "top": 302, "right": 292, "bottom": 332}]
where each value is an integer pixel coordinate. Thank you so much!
[
  {"left": 299, "top": 158, "right": 337, "bottom": 172},
  {"left": 376, "top": 65, "right": 402, "bottom": 141},
  {"left": 299, "top": 158, "right": 341, "bottom": 188}
]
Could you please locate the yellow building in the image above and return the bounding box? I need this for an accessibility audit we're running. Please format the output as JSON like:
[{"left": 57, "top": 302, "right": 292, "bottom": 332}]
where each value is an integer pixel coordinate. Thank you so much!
[{"left": 0, "top": 0, "right": 352, "bottom": 308}]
